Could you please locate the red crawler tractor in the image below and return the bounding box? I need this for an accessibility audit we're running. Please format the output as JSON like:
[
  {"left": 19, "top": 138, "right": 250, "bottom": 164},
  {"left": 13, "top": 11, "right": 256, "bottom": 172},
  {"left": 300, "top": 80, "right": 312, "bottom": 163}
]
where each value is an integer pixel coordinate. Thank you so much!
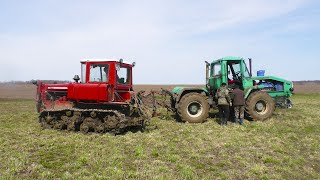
[{"left": 33, "top": 59, "right": 148, "bottom": 133}]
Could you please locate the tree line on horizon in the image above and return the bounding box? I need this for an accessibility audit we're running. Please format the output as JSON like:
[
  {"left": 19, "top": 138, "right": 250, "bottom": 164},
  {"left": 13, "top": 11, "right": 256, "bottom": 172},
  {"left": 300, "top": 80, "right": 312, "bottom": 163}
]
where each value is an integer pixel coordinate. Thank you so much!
[{"left": 0, "top": 80, "right": 71, "bottom": 84}]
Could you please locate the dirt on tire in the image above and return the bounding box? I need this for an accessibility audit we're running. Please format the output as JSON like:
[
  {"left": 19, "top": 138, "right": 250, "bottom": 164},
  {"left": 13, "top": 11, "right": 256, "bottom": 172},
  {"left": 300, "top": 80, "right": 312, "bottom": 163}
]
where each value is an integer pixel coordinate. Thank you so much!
[
  {"left": 177, "top": 93, "right": 209, "bottom": 123},
  {"left": 245, "top": 91, "right": 275, "bottom": 121}
]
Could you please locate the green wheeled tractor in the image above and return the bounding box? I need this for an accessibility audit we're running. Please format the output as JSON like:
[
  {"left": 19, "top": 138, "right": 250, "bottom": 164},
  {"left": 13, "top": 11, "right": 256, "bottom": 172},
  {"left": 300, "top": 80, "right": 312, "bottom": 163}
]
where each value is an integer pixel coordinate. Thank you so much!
[{"left": 170, "top": 56, "right": 294, "bottom": 123}]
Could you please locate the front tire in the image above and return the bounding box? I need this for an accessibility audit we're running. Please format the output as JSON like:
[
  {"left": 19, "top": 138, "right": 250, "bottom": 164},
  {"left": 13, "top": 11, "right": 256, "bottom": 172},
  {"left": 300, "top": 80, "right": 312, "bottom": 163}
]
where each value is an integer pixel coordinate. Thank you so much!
[
  {"left": 177, "top": 93, "right": 209, "bottom": 123},
  {"left": 246, "top": 91, "right": 275, "bottom": 121}
]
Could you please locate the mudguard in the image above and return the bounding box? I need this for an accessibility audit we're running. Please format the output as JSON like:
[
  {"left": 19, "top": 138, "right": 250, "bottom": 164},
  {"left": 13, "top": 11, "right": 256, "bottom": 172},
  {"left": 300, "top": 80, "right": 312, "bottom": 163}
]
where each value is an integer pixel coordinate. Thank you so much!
[{"left": 172, "top": 87, "right": 208, "bottom": 108}]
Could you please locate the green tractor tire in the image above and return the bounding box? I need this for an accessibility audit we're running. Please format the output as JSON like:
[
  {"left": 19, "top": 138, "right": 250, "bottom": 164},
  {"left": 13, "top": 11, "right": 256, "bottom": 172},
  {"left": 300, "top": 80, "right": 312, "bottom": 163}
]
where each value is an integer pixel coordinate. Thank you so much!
[
  {"left": 246, "top": 91, "right": 275, "bottom": 121},
  {"left": 177, "top": 93, "right": 209, "bottom": 123}
]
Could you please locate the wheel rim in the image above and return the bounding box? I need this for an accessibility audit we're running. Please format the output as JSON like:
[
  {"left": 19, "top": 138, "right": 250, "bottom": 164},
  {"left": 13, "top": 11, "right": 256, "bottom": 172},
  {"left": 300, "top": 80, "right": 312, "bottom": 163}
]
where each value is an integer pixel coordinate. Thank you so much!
[
  {"left": 80, "top": 124, "right": 89, "bottom": 133},
  {"left": 187, "top": 101, "right": 203, "bottom": 118},
  {"left": 255, "top": 100, "right": 268, "bottom": 115}
]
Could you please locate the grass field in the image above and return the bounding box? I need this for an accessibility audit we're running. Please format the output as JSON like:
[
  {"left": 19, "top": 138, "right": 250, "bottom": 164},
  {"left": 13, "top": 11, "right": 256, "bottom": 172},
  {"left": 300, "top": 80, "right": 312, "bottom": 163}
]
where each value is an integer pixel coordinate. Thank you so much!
[{"left": 0, "top": 94, "right": 319, "bottom": 179}]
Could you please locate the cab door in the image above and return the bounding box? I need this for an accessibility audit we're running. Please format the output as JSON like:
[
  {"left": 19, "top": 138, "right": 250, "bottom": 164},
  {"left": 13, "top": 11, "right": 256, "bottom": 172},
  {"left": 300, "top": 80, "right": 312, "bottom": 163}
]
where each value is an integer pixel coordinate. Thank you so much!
[
  {"left": 114, "top": 63, "right": 133, "bottom": 102},
  {"left": 210, "top": 61, "right": 227, "bottom": 91}
]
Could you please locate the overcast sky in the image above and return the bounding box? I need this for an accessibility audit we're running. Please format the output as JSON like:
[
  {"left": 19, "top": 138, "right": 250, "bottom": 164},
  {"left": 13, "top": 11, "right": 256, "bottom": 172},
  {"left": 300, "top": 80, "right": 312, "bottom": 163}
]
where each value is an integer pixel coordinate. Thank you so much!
[{"left": 0, "top": 0, "right": 319, "bottom": 84}]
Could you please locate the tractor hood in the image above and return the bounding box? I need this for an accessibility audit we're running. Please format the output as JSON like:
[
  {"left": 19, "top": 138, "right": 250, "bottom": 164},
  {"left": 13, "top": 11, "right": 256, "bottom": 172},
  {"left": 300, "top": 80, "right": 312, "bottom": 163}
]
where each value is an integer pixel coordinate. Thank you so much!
[
  {"left": 249, "top": 76, "right": 294, "bottom": 97},
  {"left": 251, "top": 76, "right": 292, "bottom": 85}
]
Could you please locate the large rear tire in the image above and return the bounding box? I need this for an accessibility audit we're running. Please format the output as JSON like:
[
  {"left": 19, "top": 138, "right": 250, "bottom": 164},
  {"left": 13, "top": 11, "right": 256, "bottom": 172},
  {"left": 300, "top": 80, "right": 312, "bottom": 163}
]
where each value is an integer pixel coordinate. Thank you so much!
[
  {"left": 246, "top": 91, "right": 275, "bottom": 121},
  {"left": 177, "top": 93, "right": 209, "bottom": 123}
]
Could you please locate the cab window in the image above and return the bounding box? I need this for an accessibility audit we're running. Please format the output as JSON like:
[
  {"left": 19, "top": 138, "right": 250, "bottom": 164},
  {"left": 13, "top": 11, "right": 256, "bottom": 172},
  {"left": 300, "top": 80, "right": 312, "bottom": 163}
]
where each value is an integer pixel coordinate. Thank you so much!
[
  {"left": 213, "top": 63, "right": 221, "bottom": 76},
  {"left": 117, "top": 66, "right": 130, "bottom": 84},
  {"left": 89, "top": 64, "right": 109, "bottom": 82}
]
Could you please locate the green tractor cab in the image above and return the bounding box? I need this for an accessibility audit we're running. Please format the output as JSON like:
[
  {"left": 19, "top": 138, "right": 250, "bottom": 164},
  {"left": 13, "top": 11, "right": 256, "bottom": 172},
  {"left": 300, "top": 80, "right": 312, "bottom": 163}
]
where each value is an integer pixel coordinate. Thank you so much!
[{"left": 171, "top": 56, "right": 294, "bottom": 123}]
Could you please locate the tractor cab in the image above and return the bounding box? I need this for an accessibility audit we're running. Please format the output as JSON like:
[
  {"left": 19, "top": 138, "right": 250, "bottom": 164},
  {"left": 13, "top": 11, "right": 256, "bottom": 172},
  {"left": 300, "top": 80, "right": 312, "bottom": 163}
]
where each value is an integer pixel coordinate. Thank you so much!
[
  {"left": 67, "top": 59, "right": 135, "bottom": 103},
  {"left": 207, "top": 56, "right": 293, "bottom": 107},
  {"left": 80, "top": 59, "right": 134, "bottom": 90},
  {"left": 226, "top": 60, "right": 251, "bottom": 87},
  {"left": 209, "top": 56, "right": 252, "bottom": 92}
]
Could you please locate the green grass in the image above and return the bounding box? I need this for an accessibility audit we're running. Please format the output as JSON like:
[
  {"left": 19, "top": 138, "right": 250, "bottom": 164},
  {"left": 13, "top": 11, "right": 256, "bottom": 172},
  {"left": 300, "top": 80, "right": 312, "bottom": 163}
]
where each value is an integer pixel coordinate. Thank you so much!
[{"left": 0, "top": 94, "right": 319, "bottom": 179}]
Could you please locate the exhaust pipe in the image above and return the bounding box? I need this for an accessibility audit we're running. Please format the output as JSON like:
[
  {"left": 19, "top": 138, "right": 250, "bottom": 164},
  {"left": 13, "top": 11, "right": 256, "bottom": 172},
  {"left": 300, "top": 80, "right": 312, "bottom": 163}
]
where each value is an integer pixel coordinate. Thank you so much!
[
  {"left": 205, "top": 61, "right": 210, "bottom": 88},
  {"left": 31, "top": 79, "right": 38, "bottom": 86},
  {"left": 248, "top": 58, "right": 252, "bottom": 77}
]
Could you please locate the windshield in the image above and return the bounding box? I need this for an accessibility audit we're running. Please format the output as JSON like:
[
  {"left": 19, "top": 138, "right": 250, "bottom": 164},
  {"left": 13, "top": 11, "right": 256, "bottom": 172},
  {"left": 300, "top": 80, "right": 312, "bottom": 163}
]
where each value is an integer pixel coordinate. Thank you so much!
[
  {"left": 231, "top": 63, "right": 240, "bottom": 74},
  {"left": 89, "top": 64, "right": 109, "bottom": 82},
  {"left": 228, "top": 61, "right": 250, "bottom": 78}
]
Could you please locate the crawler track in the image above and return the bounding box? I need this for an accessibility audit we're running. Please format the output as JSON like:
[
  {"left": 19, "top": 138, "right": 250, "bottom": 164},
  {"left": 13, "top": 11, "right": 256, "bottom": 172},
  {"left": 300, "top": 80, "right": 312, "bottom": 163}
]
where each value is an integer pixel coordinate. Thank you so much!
[{"left": 39, "top": 108, "right": 147, "bottom": 134}]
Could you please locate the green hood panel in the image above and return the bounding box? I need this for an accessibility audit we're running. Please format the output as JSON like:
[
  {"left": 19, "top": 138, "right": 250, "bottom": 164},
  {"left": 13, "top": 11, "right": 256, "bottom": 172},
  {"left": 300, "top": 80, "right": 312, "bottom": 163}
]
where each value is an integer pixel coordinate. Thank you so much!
[{"left": 251, "top": 76, "right": 292, "bottom": 84}]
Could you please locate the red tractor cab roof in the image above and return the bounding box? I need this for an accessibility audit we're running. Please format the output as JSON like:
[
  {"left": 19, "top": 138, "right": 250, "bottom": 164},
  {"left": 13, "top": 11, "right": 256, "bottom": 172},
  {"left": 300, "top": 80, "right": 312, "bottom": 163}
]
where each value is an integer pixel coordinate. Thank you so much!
[{"left": 80, "top": 59, "right": 134, "bottom": 66}]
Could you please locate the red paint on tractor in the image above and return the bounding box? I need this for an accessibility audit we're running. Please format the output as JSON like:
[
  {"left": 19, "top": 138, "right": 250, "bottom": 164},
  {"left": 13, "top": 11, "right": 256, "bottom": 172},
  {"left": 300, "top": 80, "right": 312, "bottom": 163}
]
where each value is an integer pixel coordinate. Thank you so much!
[{"left": 34, "top": 59, "right": 147, "bottom": 133}]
